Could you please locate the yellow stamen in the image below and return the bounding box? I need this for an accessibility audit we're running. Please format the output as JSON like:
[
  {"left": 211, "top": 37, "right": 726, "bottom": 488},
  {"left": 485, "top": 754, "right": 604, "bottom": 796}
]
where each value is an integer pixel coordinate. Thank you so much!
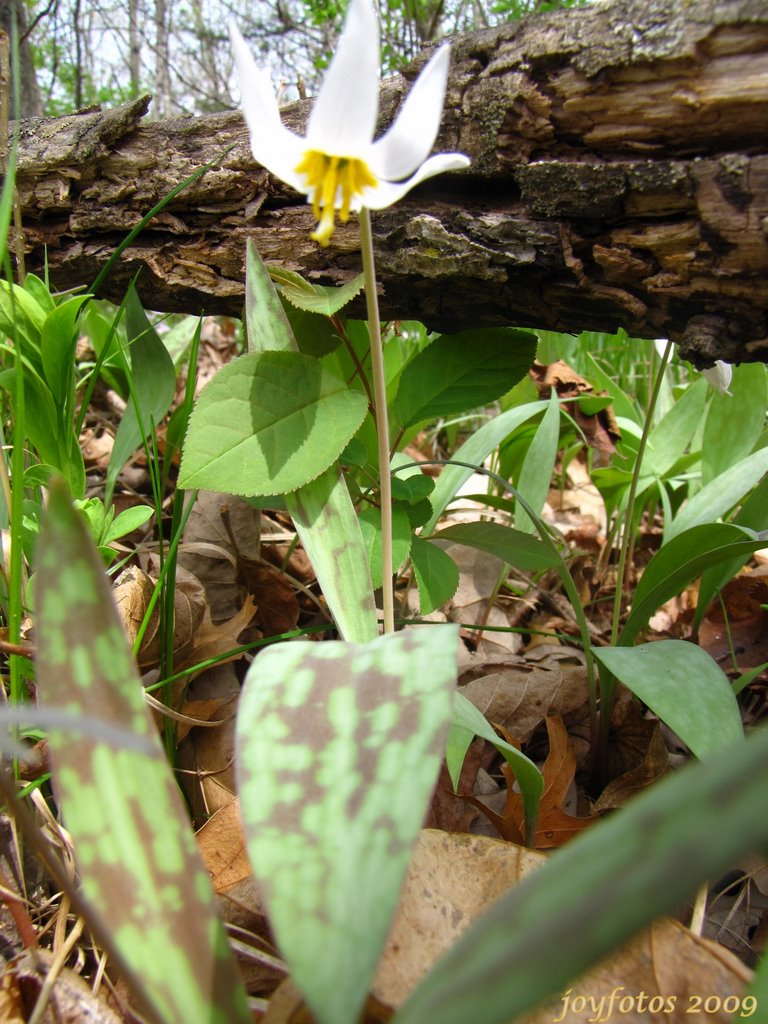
[{"left": 295, "top": 149, "right": 377, "bottom": 246}]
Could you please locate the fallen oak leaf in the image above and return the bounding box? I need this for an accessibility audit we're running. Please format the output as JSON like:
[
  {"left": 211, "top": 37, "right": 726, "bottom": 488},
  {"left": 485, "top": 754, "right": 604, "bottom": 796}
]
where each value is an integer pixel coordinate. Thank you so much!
[{"left": 471, "top": 716, "right": 598, "bottom": 848}]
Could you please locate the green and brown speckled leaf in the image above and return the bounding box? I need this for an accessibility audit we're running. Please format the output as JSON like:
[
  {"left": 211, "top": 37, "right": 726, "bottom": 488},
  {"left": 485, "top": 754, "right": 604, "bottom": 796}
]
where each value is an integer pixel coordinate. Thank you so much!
[
  {"left": 35, "top": 481, "right": 250, "bottom": 1024},
  {"left": 236, "top": 626, "right": 458, "bottom": 1024}
]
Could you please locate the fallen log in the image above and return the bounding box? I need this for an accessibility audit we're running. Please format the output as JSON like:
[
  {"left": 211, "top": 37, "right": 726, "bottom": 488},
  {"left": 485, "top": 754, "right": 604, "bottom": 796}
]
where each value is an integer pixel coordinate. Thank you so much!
[{"left": 11, "top": 0, "right": 768, "bottom": 365}]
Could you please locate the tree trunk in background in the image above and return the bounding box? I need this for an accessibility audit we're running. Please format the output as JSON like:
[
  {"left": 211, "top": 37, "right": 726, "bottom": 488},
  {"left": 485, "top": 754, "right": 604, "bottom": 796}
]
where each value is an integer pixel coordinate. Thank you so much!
[
  {"left": 10, "top": 0, "right": 768, "bottom": 366},
  {"left": 0, "top": 0, "right": 42, "bottom": 116},
  {"left": 154, "top": 0, "right": 170, "bottom": 118},
  {"left": 129, "top": 0, "right": 141, "bottom": 99}
]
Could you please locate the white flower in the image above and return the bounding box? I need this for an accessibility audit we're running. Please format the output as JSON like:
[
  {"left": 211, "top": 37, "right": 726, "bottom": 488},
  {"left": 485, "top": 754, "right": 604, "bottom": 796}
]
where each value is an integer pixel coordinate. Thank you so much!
[
  {"left": 701, "top": 360, "right": 733, "bottom": 395},
  {"left": 230, "top": 0, "right": 470, "bottom": 246}
]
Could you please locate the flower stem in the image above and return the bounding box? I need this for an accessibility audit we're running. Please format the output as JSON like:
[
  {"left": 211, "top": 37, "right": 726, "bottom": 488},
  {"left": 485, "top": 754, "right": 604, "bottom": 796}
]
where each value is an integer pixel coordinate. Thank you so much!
[{"left": 359, "top": 207, "right": 394, "bottom": 634}]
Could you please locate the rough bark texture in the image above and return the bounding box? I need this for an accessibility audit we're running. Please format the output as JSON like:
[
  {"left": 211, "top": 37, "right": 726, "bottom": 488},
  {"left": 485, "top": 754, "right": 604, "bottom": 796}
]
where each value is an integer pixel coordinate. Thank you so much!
[{"left": 11, "top": 0, "right": 768, "bottom": 365}]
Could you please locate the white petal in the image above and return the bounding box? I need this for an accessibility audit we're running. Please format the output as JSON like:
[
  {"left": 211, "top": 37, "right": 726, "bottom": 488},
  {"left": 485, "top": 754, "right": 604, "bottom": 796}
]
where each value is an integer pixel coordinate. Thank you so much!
[
  {"left": 370, "top": 45, "right": 453, "bottom": 181},
  {"left": 307, "top": 0, "right": 379, "bottom": 156},
  {"left": 654, "top": 338, "right": 670, "bottom": 359},
  {"left": 362, "top": 152, "right": 470, "bottom": 209},
  {"left": 702, "top": 360, "right": 733, "bottom": 395},
  {"left": 229, "top": 21, "right": 306, "bottom": 189}
]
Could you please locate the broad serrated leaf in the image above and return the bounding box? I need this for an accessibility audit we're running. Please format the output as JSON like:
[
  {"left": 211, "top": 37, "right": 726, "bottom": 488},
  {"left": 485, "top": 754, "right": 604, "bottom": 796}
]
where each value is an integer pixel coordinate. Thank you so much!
[
  {"left": 391, "top": 328, "right": 537, "bottom": 430},
  {"left": 394, "top": 724, "right": 768, "bottom": 1024},
  {"left": 35, "top": 481, "right": 250, "bottom": 1024},
  {"left": 243, "top": 243, "right": 377, "bottom": 641},
  {"left": 179, "top": 350, "right": 368, "bottom": 496},
  {"left": 593, "top": 641, "right": 743, "bottom": 758},
  {"left": 435, "top": 521, "right": 562, "bottom": 572},
  {"left": 271, "top": 265, "right": 365, "bottom": 315},
  {"left": 236, "top": 627, "right": 458, "bottom": 1024},
  {"left": 410, "top": 536, "right": 459, "bottom": 615}
]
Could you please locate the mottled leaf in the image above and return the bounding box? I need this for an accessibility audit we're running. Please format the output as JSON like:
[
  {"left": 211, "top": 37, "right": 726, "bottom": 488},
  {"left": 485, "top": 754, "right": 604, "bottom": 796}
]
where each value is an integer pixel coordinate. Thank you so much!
[
  {"left": 35, "top": 481, "right": 250, "bottom": 1024},
  {"left": 236, "top": 626, "right": 458, "bottom": 1024}
]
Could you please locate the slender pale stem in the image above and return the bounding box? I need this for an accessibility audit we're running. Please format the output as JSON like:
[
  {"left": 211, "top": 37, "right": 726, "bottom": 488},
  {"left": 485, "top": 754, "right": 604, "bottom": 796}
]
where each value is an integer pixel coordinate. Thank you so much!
[
  {"left": 596, "top": 339, "right": 674, "bottom": 776},
  {"left": 359, "top": 207, "right": 394, "bottom": 634}
]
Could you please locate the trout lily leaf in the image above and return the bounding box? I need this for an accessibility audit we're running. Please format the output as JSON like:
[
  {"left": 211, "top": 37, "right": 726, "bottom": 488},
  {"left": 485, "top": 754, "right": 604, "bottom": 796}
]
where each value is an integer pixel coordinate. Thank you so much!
[{"left": 230, "top": 0, "right": 470, "bottom": 245}]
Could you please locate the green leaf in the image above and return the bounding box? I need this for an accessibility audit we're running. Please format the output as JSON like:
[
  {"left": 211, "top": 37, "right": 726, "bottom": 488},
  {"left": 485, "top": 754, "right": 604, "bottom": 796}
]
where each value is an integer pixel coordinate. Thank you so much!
[
  {"left": 665, "top": 445, "right": 768, "bottom": 543},
  {"left": 106, "top": 285, "right": 176, "bottom": 503},
  {"left": 246, "top": 240, "right": 297, "bottom": 352},
  {"left": 243, "top": 243, "right": 376, "bottom": 641},
  {"left": 593, "top": 640, "right": 743, "bottom": 758},
  {"left": 450, "top": 692, "right": 542, "bottom": 845},
  {"left": 695, "top": 476, "right": 768, "bottom": 629},
  {"left": 35, "top": 481, "right": 250, "bottom": 1024},
  {"left": 394, "top": 724, "right": 768, "bottom": 1024},
  {"left": 179, "top": 351, "right": 368, "bottom": 496},
  {"left": 391, "top": 328, "right": 538, "bottom": 430},
  {"left": 236, "top": 626, "right": 458, "bottom": 1024},
  {"left": 410, "top": 537, "right": 459, "bottom": 615},
  {"left": 271, "top": 265, "right": 365, "bottom": 316},
  {"left": 423, "top": 402, "right": 548, "bottom": 534},
  {"left": 287, "top": 305, "right": 343, "bottom": 358},
  {"left": 40, "top": 295, "right": 90, "bottom": 407},
  {"left": 102, "top": 504, "right": 154, "bottom": 545},
  {"left": 285, "top": 467, "right": 379, "bottom": 642},
  {"left": 358, "top": 505, "right": 413, "bottom": 590},
  {"left": 435, "top": 521, "right": 562, "bottom": 572},
  {"left": 644, "top": 376, "right": 707, "bottom": 478},
  {"left": 516, "top": 392, "right": 560, "bottom": 532},
  {"left": 620, "top": 522, "right": 767, "bottom": 645},
  {"left": 702, "top": 363, "right": 768, "bottom": 486}
]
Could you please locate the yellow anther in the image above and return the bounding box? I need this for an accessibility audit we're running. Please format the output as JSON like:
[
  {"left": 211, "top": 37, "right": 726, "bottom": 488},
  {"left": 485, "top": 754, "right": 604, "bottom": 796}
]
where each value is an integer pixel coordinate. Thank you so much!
[{"left": 295, "top": 149, "right": 377, "bottom": 246}]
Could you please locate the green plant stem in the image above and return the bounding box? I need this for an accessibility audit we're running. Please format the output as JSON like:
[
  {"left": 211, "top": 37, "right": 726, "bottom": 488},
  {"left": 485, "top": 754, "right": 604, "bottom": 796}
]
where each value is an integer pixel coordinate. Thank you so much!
[
  {"left": 360, "top": 207, "right": 394, "bottom": 634},
  {"left": 597, "top": 339, "right": 674, "bottom": 764}
]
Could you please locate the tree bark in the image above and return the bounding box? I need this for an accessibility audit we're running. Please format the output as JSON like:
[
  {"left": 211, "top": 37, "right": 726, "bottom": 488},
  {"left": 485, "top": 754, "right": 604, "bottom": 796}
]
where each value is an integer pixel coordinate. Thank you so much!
[{"left": 11, "top": 0, "right": 768, "bottom": 365}]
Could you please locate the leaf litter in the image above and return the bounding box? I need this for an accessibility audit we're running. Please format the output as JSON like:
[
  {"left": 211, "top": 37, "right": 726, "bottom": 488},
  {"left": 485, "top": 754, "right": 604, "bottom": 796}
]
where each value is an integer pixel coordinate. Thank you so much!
[{"left": 11, "top": 332, "right": 768, "bottom": 1021}]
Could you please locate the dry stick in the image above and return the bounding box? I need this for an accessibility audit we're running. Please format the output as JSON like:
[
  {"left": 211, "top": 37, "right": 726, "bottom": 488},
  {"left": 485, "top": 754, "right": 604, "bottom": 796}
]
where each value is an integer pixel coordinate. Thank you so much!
[{"left": 359, "top": 207, "right": 394, "bottom": 634}]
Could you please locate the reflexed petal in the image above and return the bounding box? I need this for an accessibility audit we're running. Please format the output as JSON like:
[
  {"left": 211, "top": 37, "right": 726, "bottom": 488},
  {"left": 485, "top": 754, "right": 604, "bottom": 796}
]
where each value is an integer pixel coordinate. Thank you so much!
[
  {"left": 363, "top": 152, "right": 471, "bottom": 209},
  {"left": 702, "top": 360, "right": 733, "bottom": 394},
  {"left": 229, "top": 21, "right": 306, "bottom": 189},
  {"left": 307, "top": 0, "right": 379, "bottom": 156},
  {"left": 370, "top": 45, "right": 452, "bottom": 181}
]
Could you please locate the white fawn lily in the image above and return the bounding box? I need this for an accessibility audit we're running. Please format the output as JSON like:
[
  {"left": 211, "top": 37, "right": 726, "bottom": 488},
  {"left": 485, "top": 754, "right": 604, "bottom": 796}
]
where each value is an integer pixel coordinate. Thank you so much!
[{"left": 230, "top": 0, "right": 470, "bottom": 245}]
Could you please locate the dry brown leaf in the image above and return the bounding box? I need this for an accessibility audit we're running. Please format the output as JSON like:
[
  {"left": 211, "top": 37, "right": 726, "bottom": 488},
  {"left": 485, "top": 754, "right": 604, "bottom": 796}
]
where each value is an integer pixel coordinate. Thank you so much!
[
  {"left": 373, "top": 830, "right": 750, "bottom": 1021},
  {"left": 472, "top": 716, "right": 598, "bottom": 848},
  {"left": 0, "top": 949, "right": 122, "bottom": 1022},
  {"left": 519, "top": 920, "right": 751, "bottom": 1023},
  {"left": 699, "top": 573, "right": 768, "bottom": 671},
  {"left": 459, "top": 652, "right": 588, "bottom": 743},
  {"left": 197, "top": 799, "right": 252, "bottom": 894},
  {"left": 594, "top": 695, "right": 670, "bottom": 812},
  {"left": 179, "top": 491, "right": 262, "bottom": 622},
  {"left": 113, "top": 562, "right": 206, "bottom": 670},
  {"left": 374, "top": 830, "right": 545, "bottom": 1007},
  {"left": 176, "top": 595, "right": 258, "bottom": 676},
  {"left": 176, "top": 662, "right": 240, "bottom": 819}
]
